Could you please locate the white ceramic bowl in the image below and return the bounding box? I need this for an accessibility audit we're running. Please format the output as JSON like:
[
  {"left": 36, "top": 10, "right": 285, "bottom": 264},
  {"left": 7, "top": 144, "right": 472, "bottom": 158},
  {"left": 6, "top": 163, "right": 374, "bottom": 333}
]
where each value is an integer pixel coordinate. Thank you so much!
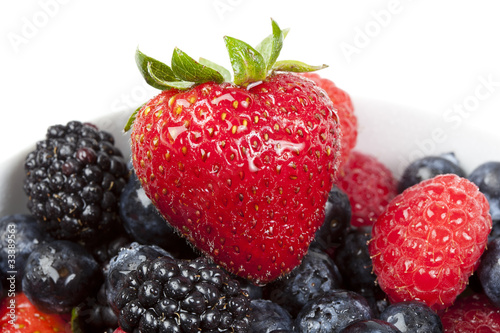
[{"left": 1, "top": 97, "right": 499, "bottom": 218}]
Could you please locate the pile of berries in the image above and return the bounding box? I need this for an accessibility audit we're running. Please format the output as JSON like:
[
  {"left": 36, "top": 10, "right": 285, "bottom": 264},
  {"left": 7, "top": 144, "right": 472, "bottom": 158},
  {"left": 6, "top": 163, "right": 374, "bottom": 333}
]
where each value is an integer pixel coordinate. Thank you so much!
[{"left": 2, "top": 20, "right": 500, "bottom": 333}]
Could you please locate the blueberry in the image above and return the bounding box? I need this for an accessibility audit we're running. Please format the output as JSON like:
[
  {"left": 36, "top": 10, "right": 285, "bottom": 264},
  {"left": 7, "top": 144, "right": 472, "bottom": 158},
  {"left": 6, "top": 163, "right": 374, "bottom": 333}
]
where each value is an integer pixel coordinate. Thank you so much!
[
  {"left": 295, "top": 290, "right": 373, "bottom": 333},
  {"left": 120, "top": 169, "right": 197, "bottom": 258},
  {"left": 333, "top": 229, "right": 388, "bottom": 316},
  {"left": 313, "top": 185, "right": 351, "bottom": 250},
  {"left": 398, "top": 153, "right": 465, "bottom": 193},
  {"left": 0, "top": 214, "right": 52, "bottom": 290},
  {"left": 379, "top": 301, "right": 442, "bottom": 332},
  {"left": 265, "top": 247, "right": 343, "bottom": 317},
  {"left": 105, "top": 242, "right": 172, "bottom": 314},
  {"left": 22, "top": 240, "right": 100, "bottom": 313},
  {"left": 478, "top": 238, "right": 500, "bottom": 307},
  {"left": 340, "top": 319, "right": 400, "bottom": 332},
  {"left": 468, "top": 162, "right": 500, "bottom": 240},
  {"left": 249, "top": 299, "right": 294, "bottom": 333}
]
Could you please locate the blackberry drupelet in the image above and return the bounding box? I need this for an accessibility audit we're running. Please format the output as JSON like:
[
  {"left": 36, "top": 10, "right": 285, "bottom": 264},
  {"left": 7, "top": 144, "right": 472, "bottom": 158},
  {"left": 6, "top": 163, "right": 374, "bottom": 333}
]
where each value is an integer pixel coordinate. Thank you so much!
[
  {"left": 23, "top": 121, "right": 128, "bottom": 245},
  {"left": 114, "top": 256, "right": 251, "bottom": 333}
]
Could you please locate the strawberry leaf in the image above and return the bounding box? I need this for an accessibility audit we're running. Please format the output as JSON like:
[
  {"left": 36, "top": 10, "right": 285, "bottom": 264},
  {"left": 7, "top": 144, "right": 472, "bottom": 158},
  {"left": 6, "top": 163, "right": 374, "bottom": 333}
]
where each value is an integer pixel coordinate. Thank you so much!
[
  {"left": 123, "top": 103, "right": 145, "bottom": 132},
  {"left": 272, "top": 60, "right": 328, "bottom": 73},
  {"left": 224, "top": 36, "right": 267, "bottom": 86},
  {"left": 148, "top": 62, "right": 195, "bottom": 89},
  {"left": 255, "top": 18, "right": 285, "bottom": 71},
  {"left": 136, "top": 48, "right": 178, "bottom": 90},
  {"left": 171, "top": 48, "right": 225, "bottom": 84},
  {"left": 199, "top": 57, "right": 232, "bottom": 82}
]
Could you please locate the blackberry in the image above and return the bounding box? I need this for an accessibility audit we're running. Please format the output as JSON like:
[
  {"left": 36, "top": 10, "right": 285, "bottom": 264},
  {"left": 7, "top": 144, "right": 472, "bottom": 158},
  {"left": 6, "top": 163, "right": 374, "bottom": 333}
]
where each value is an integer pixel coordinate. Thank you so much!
[
  {"left": 0, "top": 214, "right": 52, "bottom": 290},
  {"left": 22, "top": 240, "right": 101, "bottom": 313},
  {"left": 468, "top": 161, "right": 500, "bottom": 240},
  {"left": 92, "top": 234, "right": 132, "bottom": 273},
  {"left": 340, "top": 319, "right": 400, "bottom": 332},
  {"left": 76, "top": 282, "right": 119, "bottom": 333},
  {"left": 398, "top": 153, "right": 465, "bottom": 193},
  {"left": 265, "top": 247, "right": 343, "bottom": 317},
  {"left": 478, "top": 238, "right": 500, "bottom": 307},
  {"left": 295, "top": 290, "right": 373, "bottom": 333},
  {"left": 23, "top": 121, "right": 128, "bottom": 245},
  {"left": 379, "top": 301, "right": 443, "bottom": 333},
  {"left": 249, "top": 299, "right": 294, "bottom": 333},
  {"left": 120, "top": 168, "right": 197, "bottom": 258},
  {"left": 114, "top": 256, "right": 251, "bottom": 333},
  {"left": 313, "top": 185, "right": 352, "bottom": 250},
  {"left": 106, "top": 242, "right": 172, "bottom": 314}
]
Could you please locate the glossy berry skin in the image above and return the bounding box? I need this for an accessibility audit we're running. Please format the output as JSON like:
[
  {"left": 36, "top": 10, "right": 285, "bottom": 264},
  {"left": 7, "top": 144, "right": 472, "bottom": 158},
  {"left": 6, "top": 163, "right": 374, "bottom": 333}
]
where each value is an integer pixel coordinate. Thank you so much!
[
  {"left": 0, "top": 214, "right": 52, "bottom": 290},
  {"left": 21, "top": 240, "right": 101, "bottom": 314},
  {"left": 469, "top": 161, "right": 500, "bottom": 240},
  {"left": 478, "top": 238, "right": 500, "bottom": 307},
  {"left": 23, "top": 121, "right": 128, "bottom": 245},
  {"left": 105, "top": 242, "right": 172, "bottom": 314},
  {"left": 114, "top": 256, "right": 251, "bottom": 333},
  {"left": 295, "top": 290, "right": 373, "bottom": 333},
  {"left": 313, "top": 185, "right": 352, "bottom": 250},
  {"left": 440, "top": 293, "right": 500, "bottom": 332},
  {"left": 131, "top": 73, "right": 341, "bottom": 284},
  {"left": 0, "top": 292, "right": 71, "bottom": 333},
  {"left": 301, "top": 72, "right": 357, "bottom": 170},
  {"left": 379, "top": 301, "right": 443, "bottom": 333},
  {"left": 337, "top": 151, "right": 397, "bottom": 227},
  {"left": 265, "top": 247, "right": 343, "bottom": 317},
  {"left": 340, "top": 319, "right": 400, "bottom": 333},
  {"left": 120, "top": 168, "right": 197, "bottom": 258},
  {"left": 369, "top": 174, "right": 492, "bottom": 311},
  {"left": 76, "top": 282, "right": 119, "bottom": 333},
  {"left": 398, "top": 153, "right": 465, "bottom": 193},
  {"left": 249, "top": 299, "right": 294, "bottom": 333}
]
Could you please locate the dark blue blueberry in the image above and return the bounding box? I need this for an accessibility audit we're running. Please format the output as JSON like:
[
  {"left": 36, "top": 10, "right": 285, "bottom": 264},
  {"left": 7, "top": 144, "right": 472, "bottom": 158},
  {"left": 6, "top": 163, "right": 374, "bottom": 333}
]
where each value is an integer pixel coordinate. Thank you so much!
[
  {"left": 340, "top": 319, "right": 400, "bottom": 332},
  {"left": 333, "top": 228, "right": 388, "bottom": 316},
  {"left": 265, "top": 247, "right": 343, "bottom": 317},
  {"left": 295, "top": 290, "right": 373, "bottom": 333},
  {"left": 468, "top": 162, "right": 500, "bottom": 240},
  {"left": 0, "top": 214, "right": 52, "bottom": 290},
  {"left": 105, "top": 242, "right": 172, "bottom": 314},
  {"left": 379, "top": 301, "right": 442, "bottom": 332},
  {"left": 398, "top": 153, "right": 465, "bottom": 193},
  {"left": 478, "top": 238, "right": 500, "bottom": 307},
  {"left": 120, "top": 169, "right": 197, "bottom": 258},
  {"left": 22, "top": 240, "right": 100, "bottom": 313},
  {"left": 313, "top": 185, "right": 351, "bottom": 250},
  {"left": 249, "top": 299, "right": 294, "bottom": 333}
]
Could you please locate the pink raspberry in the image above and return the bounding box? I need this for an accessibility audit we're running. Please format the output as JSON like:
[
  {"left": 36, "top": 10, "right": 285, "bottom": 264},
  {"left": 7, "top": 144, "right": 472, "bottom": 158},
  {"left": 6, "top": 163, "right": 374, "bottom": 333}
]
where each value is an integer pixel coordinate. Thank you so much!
[
  {"left": 369, "top": 174, "right": 492, "bottom": 311},
  {"left": 336, "top": 151, "right": 397, "bottom": 227},
  {"left": 440, "top": 293, "right": 500, "bottom": 332}
]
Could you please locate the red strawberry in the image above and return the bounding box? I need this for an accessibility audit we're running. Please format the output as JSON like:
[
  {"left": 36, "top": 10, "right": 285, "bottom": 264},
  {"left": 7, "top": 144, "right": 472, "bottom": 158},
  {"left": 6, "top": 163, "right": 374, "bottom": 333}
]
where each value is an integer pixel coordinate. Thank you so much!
[
  {"left": 337, "top": 150, "right": 397, "bottom": 227},
  {"left": 127, "top": 20, "right": 341, "bottom": 284},
  {"left": 440, "top": 293, "right": 500, "bottom": 332},
  {"left": 0, "top": 293, "right": 70, "bottom": 333},
  {"left": 368, "top": 174, "right": 492, "bottom": 310},
  {"left": 301, "top": 72, "right": 357, "bottom": 169}
]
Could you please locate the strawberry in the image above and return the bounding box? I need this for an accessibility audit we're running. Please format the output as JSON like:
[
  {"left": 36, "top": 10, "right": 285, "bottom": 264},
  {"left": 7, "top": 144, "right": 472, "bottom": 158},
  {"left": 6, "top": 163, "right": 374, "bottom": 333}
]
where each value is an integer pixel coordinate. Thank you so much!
[
  {"left": 0, "top": 293, "right": 70, "bottom": 333},
  {"left": 126, "top": 20, "right": 341, "bottom": 285},
  {"left": 301, "top": 72, "right": 357, "bottom": 170},
  {"left": 368, "top": 174, "right": 492, "bottom": 310}
]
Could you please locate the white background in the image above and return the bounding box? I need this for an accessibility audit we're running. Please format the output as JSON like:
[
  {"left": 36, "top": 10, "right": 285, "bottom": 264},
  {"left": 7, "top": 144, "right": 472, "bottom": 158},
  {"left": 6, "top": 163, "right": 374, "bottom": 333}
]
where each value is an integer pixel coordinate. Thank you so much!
[{"left": 1, "top": 0, "right": 500, "bottom": 166}]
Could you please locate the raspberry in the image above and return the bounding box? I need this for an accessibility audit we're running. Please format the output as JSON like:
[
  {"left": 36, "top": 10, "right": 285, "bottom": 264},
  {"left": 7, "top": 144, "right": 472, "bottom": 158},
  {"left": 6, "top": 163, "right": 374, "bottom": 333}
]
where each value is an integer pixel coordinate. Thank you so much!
[
  {"left": 301, "top": 72, "right": 357, "bottom": 170},
  {"left": 440, "top": 293, "right": 500, "bottom": 332},
  {"left": 369, "top": 174, "right": 492, "bottom": 311},
  {"left": 336, "top": 151, "right": 397, "bottom": 227}
]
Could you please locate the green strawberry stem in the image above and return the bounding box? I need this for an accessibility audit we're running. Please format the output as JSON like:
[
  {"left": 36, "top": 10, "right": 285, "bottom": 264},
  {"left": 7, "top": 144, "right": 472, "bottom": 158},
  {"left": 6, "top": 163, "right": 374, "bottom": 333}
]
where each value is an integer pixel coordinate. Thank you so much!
[{"left": 125, "top": 18, "right": 327, "bottom": 131}]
